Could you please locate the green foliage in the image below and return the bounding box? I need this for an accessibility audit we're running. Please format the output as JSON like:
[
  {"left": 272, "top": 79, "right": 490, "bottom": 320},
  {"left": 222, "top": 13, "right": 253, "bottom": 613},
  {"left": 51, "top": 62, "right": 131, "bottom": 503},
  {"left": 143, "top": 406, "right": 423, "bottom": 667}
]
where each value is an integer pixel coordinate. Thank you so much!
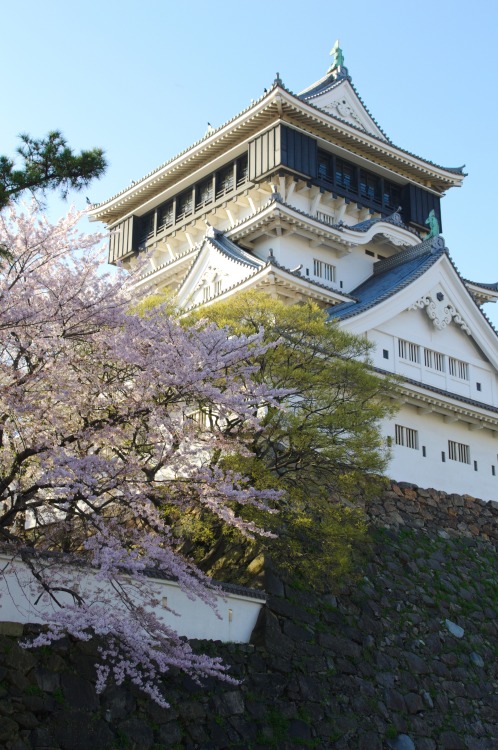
[
  {"left": 186, "top": 291, "right": 395, "bottom": 490},
  {"left": 53, "top": 687, "right": 65, "bottom": 705},
  {"left": 130, "top": 290, "right": 178, "bottom": 318},
  {"left": 0, "top": 131, "right": 106, "bottom": 209},
  {"left": 183, "top": 292, "right": 397, "bottom": 589}
]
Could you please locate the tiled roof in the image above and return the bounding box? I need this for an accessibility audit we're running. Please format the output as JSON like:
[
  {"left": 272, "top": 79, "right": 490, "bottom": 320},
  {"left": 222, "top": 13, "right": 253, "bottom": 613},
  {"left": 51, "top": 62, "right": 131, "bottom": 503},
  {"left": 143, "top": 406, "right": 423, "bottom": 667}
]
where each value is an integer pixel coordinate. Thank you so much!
[
  {"left": 92, "top": 73, "right": 465, "bottom": 215},
  {"left": 326, "top": 236, "right": 446, "bottom": 321},
  {"left": 327, "top": 235, "right": 498, "bottom": 339},
  {"left": 300, "top": 89, "right": 466, "bottom": 176},
  {"left": 265, "top": 250, "right": 354, "bottom": 299},
  {"left": 177, "top": 230, "right": 264, "bottom": 295},
  {"left": 463, "top": 279, "right": 498, "bottom": 292},
  {"left": 206, "top": 228, "right": 263, "bottom": 269},
  {"left": 348, "top": 210, "right": 420, "bottom": 238}
]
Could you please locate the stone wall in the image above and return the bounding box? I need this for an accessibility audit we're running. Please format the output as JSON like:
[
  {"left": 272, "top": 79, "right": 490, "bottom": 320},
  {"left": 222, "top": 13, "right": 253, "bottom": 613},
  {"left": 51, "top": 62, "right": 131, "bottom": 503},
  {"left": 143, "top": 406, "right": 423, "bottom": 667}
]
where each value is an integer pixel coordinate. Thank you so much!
[
  {"left": 0, "top": 485, "right": 496, "bottom": 750},
  {"left": 364, "top": 482, "right": 498, "bottom": 546}
]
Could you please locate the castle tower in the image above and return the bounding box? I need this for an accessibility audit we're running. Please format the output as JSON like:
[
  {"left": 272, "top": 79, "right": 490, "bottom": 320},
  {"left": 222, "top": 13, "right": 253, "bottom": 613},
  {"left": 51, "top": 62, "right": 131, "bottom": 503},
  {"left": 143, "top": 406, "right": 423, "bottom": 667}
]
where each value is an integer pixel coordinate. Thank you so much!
[{"left": 90, "top": 45, "right": 498, "bottom": 501}]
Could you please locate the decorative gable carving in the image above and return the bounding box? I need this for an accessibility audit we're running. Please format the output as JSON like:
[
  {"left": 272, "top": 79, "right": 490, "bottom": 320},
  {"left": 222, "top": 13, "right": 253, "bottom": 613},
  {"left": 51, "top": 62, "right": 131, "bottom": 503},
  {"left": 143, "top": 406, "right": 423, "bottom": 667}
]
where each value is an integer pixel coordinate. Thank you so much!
[
  {"left": 322, "top": 98, "right": 366, "bottom": 131},
  {"left": 305, "top": 80, "right": 388, "bottom": 141},
  {"left": 410, "top": 289, "right": 471, "bottom": 335}
]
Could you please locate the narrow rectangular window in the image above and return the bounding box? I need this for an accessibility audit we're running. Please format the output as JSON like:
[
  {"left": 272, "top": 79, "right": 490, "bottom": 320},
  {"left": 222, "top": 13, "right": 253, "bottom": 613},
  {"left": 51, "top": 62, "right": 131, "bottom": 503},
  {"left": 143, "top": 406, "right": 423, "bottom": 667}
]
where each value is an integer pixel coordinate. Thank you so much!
[
  {"left": 177, "top": 190, "right": 193, "bottom": 220},
  {"left": 424, "top": 348, "right": 445, "bottom": 372},
  {"left": 313, "top": 258, "right": 336, "bottom": 283},
  {"left": 195, "top": 177, "right": 213, "bottom": 210},
  {"left": 236, "top": 154, "right": 248, "bottom": 186},
  {"left": 383, "top": 349, "right": 389, "bottom": 359},
  {"left": 399, "top": 339, "right": 419, "bottom": 364},
  {"left": 214, "top": 280, "right": 222, "bottom": 296},
  {"left": 395, "top": 425, "right": 418, "bottom": 450},
  {"left": 448, "top": 440, "right": 470, "bottom": 464},
  {"left": 203, "top": 286, "right": 211, "bottom": 302},
  {"left": 474, "top": 460, "right": 478, "bottom": 472},
  {"left": 359, "top": 170, "right": 381, "bottom": 204},
  {"left": 190, "top": 410, "right": 209, "bottom": 429},
  {"left": 449, "top": 357, "right": 469, "bottom": 380},
  {"left": 323, "top": 262, "right": 336, "bottom": 282},
  {"left": 422, "top": 446, "right": 426, "bottom": 457},
  {"left": 216, "top": 163, "right": 235, "bottom": 198},
  {"left": 157, "top": 201, "right": 174, "bottom": 231},
  {"left": 335, "top": 158, "right": 357, "bottom": 192},
  {"left": 492, "top": 465, "right": 495, "bottom": 476}
]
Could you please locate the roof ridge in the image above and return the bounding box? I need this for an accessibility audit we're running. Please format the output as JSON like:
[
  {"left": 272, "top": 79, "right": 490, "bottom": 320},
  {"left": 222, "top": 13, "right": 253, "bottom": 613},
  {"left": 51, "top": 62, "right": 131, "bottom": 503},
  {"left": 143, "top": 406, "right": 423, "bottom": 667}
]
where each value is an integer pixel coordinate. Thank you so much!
[
  {"left": 373, "top": 236, "right": 446, "bottom": 276},
  {"left": 349, "top": 210, "right": 421, "bottom": 238}
]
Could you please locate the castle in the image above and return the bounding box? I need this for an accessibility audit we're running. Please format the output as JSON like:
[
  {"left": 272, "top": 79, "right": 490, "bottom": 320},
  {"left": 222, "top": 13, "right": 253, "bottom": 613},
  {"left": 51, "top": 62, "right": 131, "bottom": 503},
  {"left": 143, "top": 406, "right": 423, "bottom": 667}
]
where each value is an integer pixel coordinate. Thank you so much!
[{"left": 89, "top": 44, "right": 498, "bottom": 501}]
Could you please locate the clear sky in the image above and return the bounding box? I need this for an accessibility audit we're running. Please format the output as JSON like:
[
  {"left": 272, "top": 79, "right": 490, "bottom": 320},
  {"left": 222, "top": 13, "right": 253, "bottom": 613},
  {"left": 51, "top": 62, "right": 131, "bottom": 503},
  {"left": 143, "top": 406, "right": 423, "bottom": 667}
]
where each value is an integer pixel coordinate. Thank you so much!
[{"left": 2, "top": 0, "right": 497, "bottom": 325}]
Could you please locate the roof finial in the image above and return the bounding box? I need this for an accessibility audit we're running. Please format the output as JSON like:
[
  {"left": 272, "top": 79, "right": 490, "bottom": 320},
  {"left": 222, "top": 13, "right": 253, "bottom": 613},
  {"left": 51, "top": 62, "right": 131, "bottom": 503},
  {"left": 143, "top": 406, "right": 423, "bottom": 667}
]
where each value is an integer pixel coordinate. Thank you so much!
[
  {"left": 328, "top": 39, "right": 347, "bottom": 77},
  {"left": 273, "top": 72, "right": 283, "bottom": 87}
]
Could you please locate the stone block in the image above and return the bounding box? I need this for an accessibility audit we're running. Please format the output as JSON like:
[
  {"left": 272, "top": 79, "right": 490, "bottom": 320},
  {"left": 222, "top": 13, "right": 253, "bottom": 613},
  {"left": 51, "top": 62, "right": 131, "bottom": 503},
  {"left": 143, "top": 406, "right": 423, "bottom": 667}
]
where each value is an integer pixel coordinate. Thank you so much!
[
  {"left": 61, "top": 672, "right": 99, "bottom": 711},
  {"left": 0, "top": 716, "right": 20, "bottom": 744},
  {"left": 53, "top": 710, "right": 115, "bottom": 750},
  {"left": 34, "top": 667, "right": 60, "bottom": 694},
  {"left": 385, "top": 688, "right": 406, "bottom": 712},
  {"left": 157, "top": 721, "right": 183, "bottom": 746},
  {"left": 119, "top": 717, "right": 154, "bottom": 750},
  {"left": 101, "top": 684, "right": 136, "bottom": 721},
  {"left": 404, "top": 692, "right": 423, "bottom": 714},
  {"left": 0, "top": 622, "right": 24, "bottom": 637},
  {"left": 439, "top": 730, "right": 467, "bottom": 749},
  {"left": 404, "top": 652, "right": 429, "bottom": 674},
  {"left": 212, "top": 689, "right": 245, "bottom": 716}
]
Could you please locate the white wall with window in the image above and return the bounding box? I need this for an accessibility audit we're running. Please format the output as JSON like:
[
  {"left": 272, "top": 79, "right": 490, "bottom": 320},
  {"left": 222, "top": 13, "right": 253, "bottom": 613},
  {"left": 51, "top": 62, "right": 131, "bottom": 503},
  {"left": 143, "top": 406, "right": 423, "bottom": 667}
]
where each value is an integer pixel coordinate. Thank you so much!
[
  {"left": 367, "top": 307, "right": 498, "bottom": 408},
  {"left": 382, "top": 406, "right": 498, "bottom": 500},
  {"left": 250, "top": 234, "right": 376, "bottom": 295}
]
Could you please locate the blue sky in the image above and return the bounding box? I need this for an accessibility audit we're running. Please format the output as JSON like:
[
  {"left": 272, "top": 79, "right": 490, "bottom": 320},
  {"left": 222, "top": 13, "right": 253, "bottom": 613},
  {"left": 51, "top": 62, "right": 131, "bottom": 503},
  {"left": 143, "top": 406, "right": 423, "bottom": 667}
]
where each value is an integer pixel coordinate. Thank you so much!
[{"left": 2, "top": 0, "right": 498, "bottom": 325}]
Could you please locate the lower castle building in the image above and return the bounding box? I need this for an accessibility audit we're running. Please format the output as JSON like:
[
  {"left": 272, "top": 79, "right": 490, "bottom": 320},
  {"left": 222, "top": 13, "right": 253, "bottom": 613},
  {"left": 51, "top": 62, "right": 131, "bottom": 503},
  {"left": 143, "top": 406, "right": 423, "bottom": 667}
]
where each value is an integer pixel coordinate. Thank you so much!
[{"left": 90, "top": 45, "right": 498, "bottom": 501}]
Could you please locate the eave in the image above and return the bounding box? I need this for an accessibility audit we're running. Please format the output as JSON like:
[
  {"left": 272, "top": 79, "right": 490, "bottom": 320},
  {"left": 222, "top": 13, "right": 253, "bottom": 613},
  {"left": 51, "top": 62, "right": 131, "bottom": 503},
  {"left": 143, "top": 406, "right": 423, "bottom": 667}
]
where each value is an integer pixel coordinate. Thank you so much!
[
  {"left": 394, "top": 376, "right": 498, "bottom": 433},
  {"left": 275, "top": 90, "right": 464, "bottom": 194},
  {"left": 227, "top": 198, "right": 419, "bottom": 255},
  {"left": 464, "top": 280, "right": 498, "bottom": 305},
  {"left": 90, "top": 86, "right": 465, "bottom": 226},
  {"left": 186, "top": 263, "right": 353, "bottom": 312}
]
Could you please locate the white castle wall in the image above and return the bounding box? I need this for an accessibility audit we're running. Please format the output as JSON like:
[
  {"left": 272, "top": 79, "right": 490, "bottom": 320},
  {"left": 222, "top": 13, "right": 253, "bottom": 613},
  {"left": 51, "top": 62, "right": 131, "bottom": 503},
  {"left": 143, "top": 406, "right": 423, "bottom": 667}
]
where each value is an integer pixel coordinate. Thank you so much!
[
  {"left": 382, "top": 406, "right": 498, "bottom": 501},
  {"left": 368, "top": 308, "right": 498, "bottom": 408},
  {"left": 250, "top": 235, "right": 376, "bottom": 294},
  {"left": 0, "top": 554, "right": 264, "bottom": 643}
]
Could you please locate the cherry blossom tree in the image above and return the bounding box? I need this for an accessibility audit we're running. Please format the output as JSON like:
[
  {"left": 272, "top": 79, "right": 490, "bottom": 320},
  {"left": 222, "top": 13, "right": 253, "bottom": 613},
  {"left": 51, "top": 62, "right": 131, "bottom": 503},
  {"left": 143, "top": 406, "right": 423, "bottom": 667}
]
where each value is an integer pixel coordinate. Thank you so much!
[{"left": 0, "top": 203, "right": 280, "bottom": 705}]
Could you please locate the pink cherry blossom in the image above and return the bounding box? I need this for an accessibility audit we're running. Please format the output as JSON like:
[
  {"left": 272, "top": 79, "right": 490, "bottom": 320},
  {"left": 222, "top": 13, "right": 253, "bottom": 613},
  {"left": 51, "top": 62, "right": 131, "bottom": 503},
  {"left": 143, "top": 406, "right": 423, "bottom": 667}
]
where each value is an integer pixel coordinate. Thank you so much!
[{"left": 0, "top": 203, "right": 283, "bottom": 705}]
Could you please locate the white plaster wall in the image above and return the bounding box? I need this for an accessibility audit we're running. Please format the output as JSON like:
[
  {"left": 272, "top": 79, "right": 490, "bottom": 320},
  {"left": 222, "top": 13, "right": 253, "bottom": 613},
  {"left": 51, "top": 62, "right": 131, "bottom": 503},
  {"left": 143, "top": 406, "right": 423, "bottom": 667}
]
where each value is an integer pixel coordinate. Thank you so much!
[
  {"left": 250, "top": 235, "right": 375, "bottom": 294},
  {"left": 382, "top": 406, "right": 498, "bottom": 501},
  {"left": 0, "top": 555, "right": 264, "bottom": 643},
  {"left": 182, "top": 252, "right": 255, "bottom": 309},
  {"left": 367, "top": 307, "right": 498, "bottom": 407}
]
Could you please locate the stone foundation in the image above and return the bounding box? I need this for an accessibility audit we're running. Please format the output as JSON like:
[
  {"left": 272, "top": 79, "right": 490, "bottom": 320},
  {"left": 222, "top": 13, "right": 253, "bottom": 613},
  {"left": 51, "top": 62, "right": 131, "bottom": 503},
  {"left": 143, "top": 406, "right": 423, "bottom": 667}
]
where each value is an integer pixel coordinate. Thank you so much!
[{"left": 0, "top": 485, "right": 496, "bottom": 749}]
